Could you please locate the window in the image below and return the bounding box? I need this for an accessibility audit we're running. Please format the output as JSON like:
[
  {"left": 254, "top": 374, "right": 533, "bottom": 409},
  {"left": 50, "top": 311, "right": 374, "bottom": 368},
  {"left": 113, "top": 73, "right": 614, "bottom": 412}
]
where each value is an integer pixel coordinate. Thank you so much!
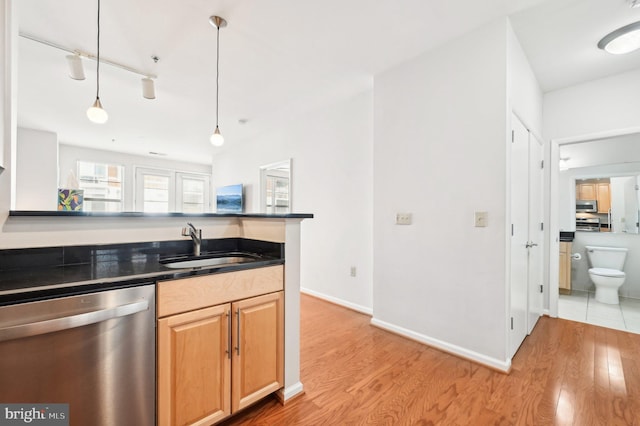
[
  {"left": 135, "top": 167, "right": 210, "bottom": 213},
  {"left": 77, "top": 161, "right": 124, "bottom": 212}
]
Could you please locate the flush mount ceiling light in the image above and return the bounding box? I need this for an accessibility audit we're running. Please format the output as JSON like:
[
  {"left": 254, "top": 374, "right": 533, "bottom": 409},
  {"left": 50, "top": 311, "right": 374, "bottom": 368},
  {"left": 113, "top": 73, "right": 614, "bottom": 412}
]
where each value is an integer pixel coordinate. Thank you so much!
[
  {"left": 598, "top": 21, "right": 640, "bottom": 54},
  {"left": 209, "top": 15, "right": 227, "bottom": 147},
  {"left": 86, "top": 0, "right": 108, "bottom": 124}
]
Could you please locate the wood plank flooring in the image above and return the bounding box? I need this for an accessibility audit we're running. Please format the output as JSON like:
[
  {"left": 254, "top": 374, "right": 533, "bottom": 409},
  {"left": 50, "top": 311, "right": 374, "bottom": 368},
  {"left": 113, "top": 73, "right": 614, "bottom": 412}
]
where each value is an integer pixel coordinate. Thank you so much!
[{"left": 220, "top": 294, "right": 640, "bottom": 425}]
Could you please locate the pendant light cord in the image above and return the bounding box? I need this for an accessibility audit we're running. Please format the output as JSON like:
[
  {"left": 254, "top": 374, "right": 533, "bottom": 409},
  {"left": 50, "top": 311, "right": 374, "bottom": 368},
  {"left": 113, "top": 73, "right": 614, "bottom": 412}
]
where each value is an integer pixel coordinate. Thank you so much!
[
  {"left": 215, "top": 24, "right": 220, "bottom": 128},
  {"left": 96, "top": 0, "right": 101, "bottom": 100}
]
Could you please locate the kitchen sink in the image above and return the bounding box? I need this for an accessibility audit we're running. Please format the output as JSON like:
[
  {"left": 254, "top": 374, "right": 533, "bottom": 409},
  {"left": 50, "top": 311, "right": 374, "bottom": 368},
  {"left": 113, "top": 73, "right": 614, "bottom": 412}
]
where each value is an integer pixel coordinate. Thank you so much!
[{"left": 160, "top": 253, "right": 261, "bottom": 269}]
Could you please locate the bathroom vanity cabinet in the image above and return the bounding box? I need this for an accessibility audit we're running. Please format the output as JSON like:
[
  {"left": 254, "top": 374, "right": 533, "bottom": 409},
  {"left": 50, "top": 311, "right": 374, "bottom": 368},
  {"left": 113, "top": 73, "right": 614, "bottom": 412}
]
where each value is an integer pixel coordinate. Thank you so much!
[
  {"left": 559, "top": 242, "right": 572, "bottom": 295},
  {"left": 157, "top": 265, "right": 284, "bottom": 426}
]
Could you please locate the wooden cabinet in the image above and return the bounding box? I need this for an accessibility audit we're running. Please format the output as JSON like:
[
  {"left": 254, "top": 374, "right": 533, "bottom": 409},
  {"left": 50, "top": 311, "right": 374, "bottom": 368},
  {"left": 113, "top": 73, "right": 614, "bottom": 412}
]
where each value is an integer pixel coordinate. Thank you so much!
[
  {"left": 157, "top": 265, "right": 284, "bottom": 426},
  {"left": 596, "top": 183, "right": 611, "bottom": 213},
  {"left": 576, "top": 183, "right": 596, "bottom": 200},
  {"left": 575, "top": 181, "right": 611, "bottom": 213},
  {"left": 559, "top": 242, "right": 572, "bottom": 295},
  {"left": 232, "top": 292, "right": 284, "bottom": 412},
  {"left": 158, "top": 305, "right": 231, "bottom": 426}
]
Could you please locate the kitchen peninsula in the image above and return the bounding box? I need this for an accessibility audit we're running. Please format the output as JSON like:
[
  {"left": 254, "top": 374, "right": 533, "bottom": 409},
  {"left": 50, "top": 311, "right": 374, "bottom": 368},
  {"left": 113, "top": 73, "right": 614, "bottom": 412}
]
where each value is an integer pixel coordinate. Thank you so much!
[{"left": 0, "top": 212, "right": 312, "bottom": 424}]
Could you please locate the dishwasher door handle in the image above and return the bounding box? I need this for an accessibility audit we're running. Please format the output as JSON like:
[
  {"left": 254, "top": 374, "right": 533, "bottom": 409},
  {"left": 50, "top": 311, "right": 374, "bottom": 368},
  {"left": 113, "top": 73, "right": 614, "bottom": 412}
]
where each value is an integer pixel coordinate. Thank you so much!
[{"left": 0, "top": 299, "right": 149, "bottom": 343}]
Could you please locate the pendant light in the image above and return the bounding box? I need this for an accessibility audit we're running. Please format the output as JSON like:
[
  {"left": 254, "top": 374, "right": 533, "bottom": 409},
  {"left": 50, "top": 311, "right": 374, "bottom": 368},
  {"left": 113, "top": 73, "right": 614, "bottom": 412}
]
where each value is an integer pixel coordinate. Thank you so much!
[
  {"left": 87, "top": 0, "right": 108, "bottom": 124},
  {"left": 209, "top": 15, "right": 227, "bottom": 147}
]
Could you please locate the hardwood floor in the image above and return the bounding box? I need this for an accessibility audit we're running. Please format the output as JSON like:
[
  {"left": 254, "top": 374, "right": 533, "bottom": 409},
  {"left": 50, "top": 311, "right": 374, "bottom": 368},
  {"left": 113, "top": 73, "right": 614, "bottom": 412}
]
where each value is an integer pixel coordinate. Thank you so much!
[{"left": 221, "top": 294, "right": 640, "bottom": 425}]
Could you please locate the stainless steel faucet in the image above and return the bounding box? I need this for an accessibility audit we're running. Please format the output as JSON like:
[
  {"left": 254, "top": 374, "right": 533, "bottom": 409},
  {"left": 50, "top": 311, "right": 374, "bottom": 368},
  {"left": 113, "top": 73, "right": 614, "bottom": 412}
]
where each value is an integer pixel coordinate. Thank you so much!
[{"left": 182, "top": 222, "right": 202, "bottom": 256}]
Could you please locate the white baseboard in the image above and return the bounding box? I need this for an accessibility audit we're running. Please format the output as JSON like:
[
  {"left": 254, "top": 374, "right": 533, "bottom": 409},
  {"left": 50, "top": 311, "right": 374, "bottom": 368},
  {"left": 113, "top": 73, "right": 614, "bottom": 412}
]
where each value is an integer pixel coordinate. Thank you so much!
[
  {"left": 300, "top": 287, "right": 373, "bottom": 315},
  {"left": 276, "top": 381, "right": 304, "bottom": 402},
  {"left": 370, "top": 317, "right": 511, "bottom": 373}
]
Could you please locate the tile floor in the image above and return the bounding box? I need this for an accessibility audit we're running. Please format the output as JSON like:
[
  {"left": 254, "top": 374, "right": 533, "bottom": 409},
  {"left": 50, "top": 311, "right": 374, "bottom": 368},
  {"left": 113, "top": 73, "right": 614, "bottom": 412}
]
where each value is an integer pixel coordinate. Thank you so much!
[{"left": 558, "top": 290, "right": 640, "bottom": 334}]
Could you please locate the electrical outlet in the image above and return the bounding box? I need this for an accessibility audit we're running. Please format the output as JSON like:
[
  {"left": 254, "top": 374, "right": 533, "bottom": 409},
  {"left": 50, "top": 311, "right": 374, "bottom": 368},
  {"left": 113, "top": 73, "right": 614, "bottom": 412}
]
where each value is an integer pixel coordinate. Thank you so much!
[
  {"left": 350, "top": 266, "right": 357, "bottom": 277},
  {"left": 396, "top": 213, "right": 412, "bottom": 225},
  {"left": 474, "top": 211, "right": 488, "bottom": 227}
]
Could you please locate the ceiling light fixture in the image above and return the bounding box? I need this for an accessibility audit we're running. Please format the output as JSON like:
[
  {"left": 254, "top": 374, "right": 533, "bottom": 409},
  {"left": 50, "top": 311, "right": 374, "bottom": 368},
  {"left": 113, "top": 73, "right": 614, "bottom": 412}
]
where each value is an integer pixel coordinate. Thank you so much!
[
  {"left": 20, "top": 33, "right": 158, "bottom": 100},
  {"left": 87, "top": 0, "right": 108, "bottom": 124},
  {"left": 65, "top": 54, "right": 85, "bottom": 80},
  {"left": 141, "top": 77, "right": 156, "bottom": 99},
  {"left": 598, "top": 21, "right": 640, "bottom": 54},
  {"left": 209, "top": 15, "right": 227, "bottom": 147}
]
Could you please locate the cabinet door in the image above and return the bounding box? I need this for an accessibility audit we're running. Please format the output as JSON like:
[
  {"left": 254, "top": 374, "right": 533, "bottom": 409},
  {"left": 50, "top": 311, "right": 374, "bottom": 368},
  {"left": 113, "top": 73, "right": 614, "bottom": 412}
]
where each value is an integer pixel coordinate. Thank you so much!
[
  {"left": 578, "top": 183, "right": 596, "bottom": 200},
  {"left": 558, "top": 243, "right": 571, "bottom": 294},
  {"left": 597, "top": 183, "right": 611, "bottom": 213},
  {"left": 158, "top": 304, "right": 231, "bottom": 426},
  {"left": 232, "top": 291, "right": 284, "bottom": 412}
]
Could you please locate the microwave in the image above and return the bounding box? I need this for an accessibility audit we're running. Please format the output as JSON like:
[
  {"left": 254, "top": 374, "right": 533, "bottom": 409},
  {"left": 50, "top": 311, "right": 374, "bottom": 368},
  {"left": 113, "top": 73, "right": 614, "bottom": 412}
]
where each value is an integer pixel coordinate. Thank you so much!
[{"left": 576, "top": 199, "right": 597, "bottom": 213}]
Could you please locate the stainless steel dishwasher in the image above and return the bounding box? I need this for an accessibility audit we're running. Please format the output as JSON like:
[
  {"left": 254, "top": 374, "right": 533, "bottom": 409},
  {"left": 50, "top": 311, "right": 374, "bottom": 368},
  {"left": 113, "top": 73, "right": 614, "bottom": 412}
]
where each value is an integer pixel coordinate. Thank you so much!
[{"left": 0, "top": 284, "right": 155, "bottom": 426}]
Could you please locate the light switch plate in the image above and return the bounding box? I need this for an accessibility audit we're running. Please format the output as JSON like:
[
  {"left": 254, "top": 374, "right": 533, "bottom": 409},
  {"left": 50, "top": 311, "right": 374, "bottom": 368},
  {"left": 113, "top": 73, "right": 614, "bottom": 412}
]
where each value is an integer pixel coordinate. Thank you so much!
[
  {"left": 396, "top": 213, "right": 412, "bottom": 225},
  {"left": 475, "top": 211, "right": 488, "bottom": 227}
]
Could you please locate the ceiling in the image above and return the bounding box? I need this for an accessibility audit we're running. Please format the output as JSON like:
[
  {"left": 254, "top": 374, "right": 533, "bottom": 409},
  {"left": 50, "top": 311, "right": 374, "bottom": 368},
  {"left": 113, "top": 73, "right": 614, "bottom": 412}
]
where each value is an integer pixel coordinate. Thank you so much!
[{"left": 15, "top": 0, "right": 640, "bottom": 165}]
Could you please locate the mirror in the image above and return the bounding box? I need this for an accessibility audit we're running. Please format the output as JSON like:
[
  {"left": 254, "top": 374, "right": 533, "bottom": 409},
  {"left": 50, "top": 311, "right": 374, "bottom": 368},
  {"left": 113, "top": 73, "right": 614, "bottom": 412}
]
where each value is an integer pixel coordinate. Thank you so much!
[
  {"left": 559, "top": 134, "right": 640, "bottom": 234},
  {"left": 260, "top": 160, "right": 291, "bottom": 214}
]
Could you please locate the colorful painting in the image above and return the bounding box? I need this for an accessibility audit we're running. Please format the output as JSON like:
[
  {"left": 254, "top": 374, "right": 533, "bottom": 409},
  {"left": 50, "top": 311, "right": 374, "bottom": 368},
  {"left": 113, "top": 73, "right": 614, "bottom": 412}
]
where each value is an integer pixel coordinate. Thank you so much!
[
  {"left": 58, "top": 189, "right": 84, "bottom": 211},
  {"left": 216, "top": 184, "right": 243, "bottom": 213}
]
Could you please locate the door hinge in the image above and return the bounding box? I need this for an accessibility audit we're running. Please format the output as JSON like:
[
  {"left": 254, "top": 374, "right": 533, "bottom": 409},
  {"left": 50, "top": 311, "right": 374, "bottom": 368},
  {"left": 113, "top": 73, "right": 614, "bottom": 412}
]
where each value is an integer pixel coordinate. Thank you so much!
[
  {"left": 511, "top": 130, "right": 515, "bottom": 143},
  {"left": 540, "top": 222, "right": 544, "bottom": 231},
  {"left": 540, "top": 160, "right": 544, "bottom": 169},
  {"left": 510, "top": 317, "right": 514, "bottom": 330},
  {"left": 511, "top": 224, "right": 514, "bottom": 236},
  {"left": 539, "top": 284, "right": 543, "bottom": 293}
]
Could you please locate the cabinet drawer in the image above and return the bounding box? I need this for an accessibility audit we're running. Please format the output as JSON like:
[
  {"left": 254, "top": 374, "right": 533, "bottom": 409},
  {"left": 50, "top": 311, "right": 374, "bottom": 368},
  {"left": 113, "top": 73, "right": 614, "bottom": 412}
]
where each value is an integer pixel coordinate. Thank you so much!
[{"left": 157, "top": 265, "right": 283, "bottom": 318}]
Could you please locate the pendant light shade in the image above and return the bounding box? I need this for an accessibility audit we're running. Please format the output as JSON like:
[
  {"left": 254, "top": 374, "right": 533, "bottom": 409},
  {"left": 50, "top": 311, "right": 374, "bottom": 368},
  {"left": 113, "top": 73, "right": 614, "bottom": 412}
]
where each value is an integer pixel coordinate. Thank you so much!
[
  {"left": 209, "top": 16, "right": 227, "bottom": 146},
  {"left": 87, "top": 98, "right": 108, "bottom": 123},
  {"left": 87, "top": 0, "right": 108, "bottom": 123},
  {"left": 210, "top": 126, "right": 224, "bottom": 146}
]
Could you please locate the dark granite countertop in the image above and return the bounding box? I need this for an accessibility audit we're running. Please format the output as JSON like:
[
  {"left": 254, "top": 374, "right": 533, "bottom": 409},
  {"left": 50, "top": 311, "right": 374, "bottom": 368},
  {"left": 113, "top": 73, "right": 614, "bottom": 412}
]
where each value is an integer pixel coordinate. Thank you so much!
[
  {"left": 9, "top": 210, "right": 313, "bottom": 218},
  {"left": 0, "top": 238, "right": 284, "bottom": 306}
]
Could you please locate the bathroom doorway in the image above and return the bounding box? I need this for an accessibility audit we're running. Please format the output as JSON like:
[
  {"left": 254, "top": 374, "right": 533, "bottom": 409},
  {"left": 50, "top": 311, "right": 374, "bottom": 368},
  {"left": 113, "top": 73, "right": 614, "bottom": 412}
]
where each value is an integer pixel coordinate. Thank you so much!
[{"left": 549, "top": 131, "right": 640, "bottom": 334}]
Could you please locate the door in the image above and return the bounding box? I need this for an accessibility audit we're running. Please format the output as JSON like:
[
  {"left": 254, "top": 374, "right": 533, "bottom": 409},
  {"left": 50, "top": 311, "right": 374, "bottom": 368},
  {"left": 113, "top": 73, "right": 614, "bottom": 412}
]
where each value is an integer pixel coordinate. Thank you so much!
[
  {"left": 157, "top": 303, "right": 231, "bottom": 426},
  {"left": 232, "top": 291, "right": 284, "bottom": 412},
  {"left": 510, "top": 115, "right": 545, "bottom": 357},
  {"left": 509, "top": 116, "right": 529, "bottom": 357},
  {"left": 527, "top": 134, "right": 544, "bottom": 333}
]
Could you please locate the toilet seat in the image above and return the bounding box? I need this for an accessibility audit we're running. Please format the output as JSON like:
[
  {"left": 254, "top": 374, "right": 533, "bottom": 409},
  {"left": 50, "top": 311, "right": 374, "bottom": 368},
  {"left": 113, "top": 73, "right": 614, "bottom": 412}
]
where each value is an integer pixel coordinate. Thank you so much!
[{"left": 589, "top": 267, "right": 625, "bottom": 278}]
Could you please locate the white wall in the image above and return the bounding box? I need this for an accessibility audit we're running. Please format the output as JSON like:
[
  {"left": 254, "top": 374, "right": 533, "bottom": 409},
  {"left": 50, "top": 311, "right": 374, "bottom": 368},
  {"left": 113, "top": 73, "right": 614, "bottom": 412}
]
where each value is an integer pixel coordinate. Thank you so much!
[
  {"left": 544, "top": 68, "right": 640, "bottom": 140},
  {"left": 507, "top": 20, "right": 543, "bottom": 137},
  {"left": 212, "top": 90, "right": 374, "bottom": 313},
  {"left": 15, "top": 127, "right": 58, "bottom": 210},
  {"left": 372, "top": 19, "right": 509, "bottom": 366}
]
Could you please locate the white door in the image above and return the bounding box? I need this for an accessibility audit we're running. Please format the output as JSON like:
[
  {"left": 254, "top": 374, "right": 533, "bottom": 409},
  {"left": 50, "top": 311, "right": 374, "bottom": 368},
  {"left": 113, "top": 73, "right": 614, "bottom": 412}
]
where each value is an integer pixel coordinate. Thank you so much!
[
  {"left": 527, "top": 134, "right": 544, "bottom": 333},
  {"left": 509, "top": 116, "right": 529, "bottom": 357}
]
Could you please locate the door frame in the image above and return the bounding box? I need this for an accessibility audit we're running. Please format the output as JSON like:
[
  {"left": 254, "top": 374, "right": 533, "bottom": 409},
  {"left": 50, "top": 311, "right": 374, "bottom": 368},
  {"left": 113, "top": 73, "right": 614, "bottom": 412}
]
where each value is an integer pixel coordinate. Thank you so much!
[{"left": 547, "top": 126, "right": 640, "bottom": 318}]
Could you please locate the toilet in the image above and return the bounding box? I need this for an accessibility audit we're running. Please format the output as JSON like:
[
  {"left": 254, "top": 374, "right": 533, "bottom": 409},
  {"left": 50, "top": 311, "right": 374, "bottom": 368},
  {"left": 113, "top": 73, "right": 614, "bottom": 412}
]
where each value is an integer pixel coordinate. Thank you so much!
[{"left": 585, "top": 245, "right": 628, "bottom": 305}]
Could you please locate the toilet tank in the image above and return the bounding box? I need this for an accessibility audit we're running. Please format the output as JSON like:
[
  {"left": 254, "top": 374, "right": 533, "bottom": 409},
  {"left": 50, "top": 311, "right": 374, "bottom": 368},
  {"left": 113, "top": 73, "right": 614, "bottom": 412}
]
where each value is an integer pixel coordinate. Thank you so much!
[{"left": 585, "top": 246, "right": 628, "bottom": 270}]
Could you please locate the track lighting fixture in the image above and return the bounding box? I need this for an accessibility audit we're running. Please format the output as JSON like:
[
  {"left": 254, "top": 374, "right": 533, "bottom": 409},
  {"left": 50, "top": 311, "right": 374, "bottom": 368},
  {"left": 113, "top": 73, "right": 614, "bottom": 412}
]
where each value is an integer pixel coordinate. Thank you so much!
[{"left": 65, "top": 54, "right": 85, "bottom": 80}]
